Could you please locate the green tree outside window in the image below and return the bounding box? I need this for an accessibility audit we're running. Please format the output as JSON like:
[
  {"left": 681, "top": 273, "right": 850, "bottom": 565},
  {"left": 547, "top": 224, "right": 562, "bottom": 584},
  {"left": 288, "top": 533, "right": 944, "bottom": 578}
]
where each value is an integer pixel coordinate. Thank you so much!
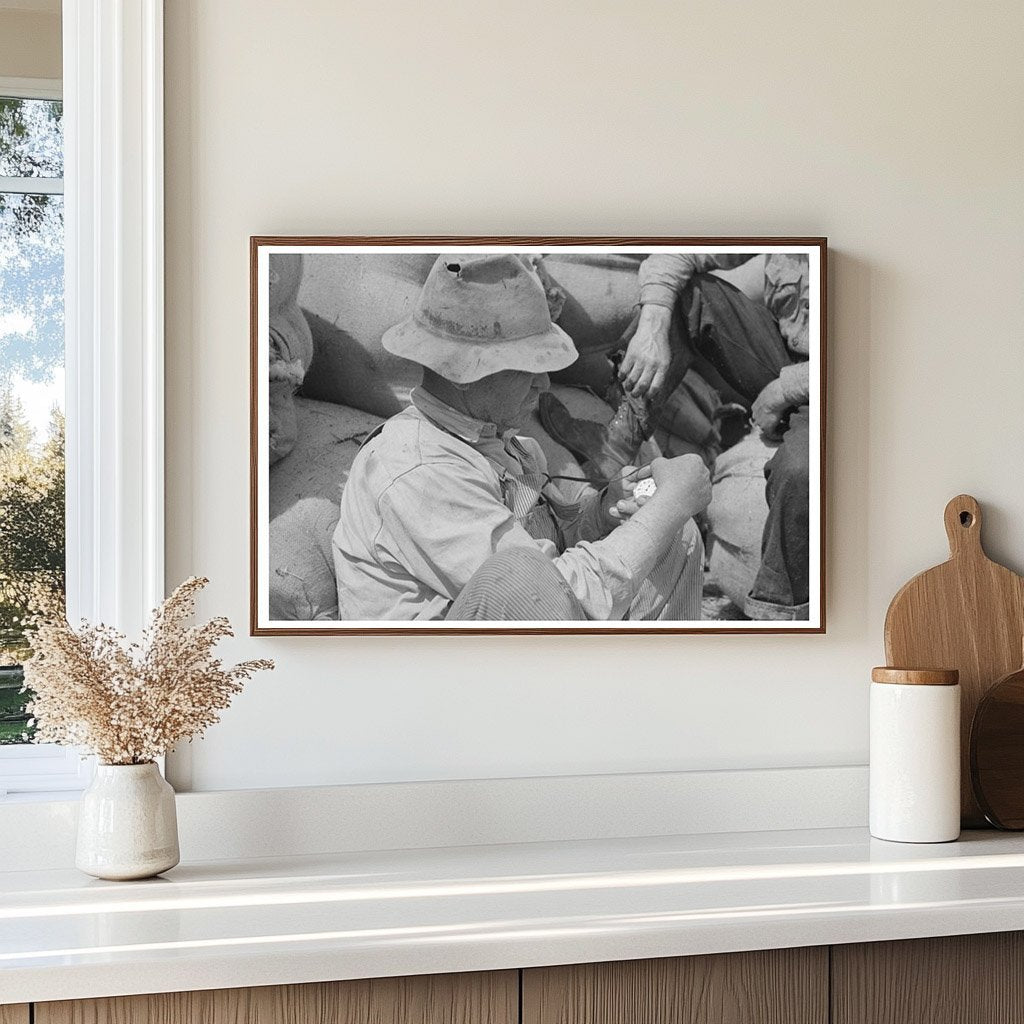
[{"left": 0, "top": 95, "right": 65, "bottom": 744}]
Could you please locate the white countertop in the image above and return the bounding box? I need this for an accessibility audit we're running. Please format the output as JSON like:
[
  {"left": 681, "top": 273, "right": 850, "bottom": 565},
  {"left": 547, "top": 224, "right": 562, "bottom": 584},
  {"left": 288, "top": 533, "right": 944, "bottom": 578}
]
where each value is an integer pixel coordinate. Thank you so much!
[{"left": 4, "top": 826, "right": 1024, "bottom": 1005}]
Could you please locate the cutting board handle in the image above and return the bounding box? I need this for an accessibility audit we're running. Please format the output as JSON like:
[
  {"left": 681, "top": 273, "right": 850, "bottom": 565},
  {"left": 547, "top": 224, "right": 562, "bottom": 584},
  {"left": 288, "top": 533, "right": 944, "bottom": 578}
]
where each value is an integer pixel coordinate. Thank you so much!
[{"left": 944, "top": 494, "right": 983, "bottom": 558}]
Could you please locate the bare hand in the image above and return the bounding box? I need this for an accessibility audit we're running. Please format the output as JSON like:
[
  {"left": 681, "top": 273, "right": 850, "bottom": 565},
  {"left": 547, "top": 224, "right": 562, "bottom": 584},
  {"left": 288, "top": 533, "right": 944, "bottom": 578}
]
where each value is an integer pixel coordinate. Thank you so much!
[
  {"left": 752, "top": 377, "right": 789, "bottom": 439},
  {"left": 603, "top": 466, "right": 653, "bottom": 525},
  {"left": 644, "top": 454, "right": 712, "bottom": 519},
  {"left": 619, "top": 305, "right": 673, "bottom": 399}
]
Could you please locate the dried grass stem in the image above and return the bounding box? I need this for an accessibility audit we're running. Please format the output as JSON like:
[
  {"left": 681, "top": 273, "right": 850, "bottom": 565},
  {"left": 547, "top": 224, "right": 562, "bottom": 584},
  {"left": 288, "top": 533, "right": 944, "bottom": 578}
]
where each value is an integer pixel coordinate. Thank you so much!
[{"left": 23, "top": 577, "right": 273, "bottom": 765}]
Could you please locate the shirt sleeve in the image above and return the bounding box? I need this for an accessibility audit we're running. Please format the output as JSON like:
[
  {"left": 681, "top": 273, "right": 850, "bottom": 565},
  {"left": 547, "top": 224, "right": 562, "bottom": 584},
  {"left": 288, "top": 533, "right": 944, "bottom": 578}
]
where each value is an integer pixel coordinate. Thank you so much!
[
  {"left": 778, "top": 361, "right": 811, "bottom": 406},
  {"left": 552, "top": 482, "right": 609, "bottom": 546},
  {"left": 376, "top": 460, "right": 647, "bottom": 620},
  {"left": 638, "top": 253, "right": 755, "bottom": 307},
  {"left": 575, "top": 489, "right": 611, "bottom": 543}
]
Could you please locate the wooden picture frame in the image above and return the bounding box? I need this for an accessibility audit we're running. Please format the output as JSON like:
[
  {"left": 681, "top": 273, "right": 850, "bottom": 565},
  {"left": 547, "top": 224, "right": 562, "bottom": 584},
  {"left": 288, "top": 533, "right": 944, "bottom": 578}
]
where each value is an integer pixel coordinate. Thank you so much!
[{"left": 251, "top": 237, "right": 827, "bottom": 635}]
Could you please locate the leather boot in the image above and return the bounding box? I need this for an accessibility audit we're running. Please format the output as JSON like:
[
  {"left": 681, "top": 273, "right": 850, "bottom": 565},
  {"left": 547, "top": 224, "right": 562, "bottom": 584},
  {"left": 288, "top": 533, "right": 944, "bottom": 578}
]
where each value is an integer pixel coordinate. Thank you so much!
[
  {"left": 539, "top": 392, "right": 648, "bottom": 483},
  {"left": 538, "top": 392, "right": 607, "bottom": 466}
]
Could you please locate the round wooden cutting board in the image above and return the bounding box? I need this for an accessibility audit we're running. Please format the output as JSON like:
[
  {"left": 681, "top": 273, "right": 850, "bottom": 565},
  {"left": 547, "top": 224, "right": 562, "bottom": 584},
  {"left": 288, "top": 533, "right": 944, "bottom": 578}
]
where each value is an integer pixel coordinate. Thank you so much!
[
  {"left": 970, "top": 657, "right": 1024, "bottom": 829},
  {"left": 884, "top": 495, "right": 1024, "bottom": 827}
]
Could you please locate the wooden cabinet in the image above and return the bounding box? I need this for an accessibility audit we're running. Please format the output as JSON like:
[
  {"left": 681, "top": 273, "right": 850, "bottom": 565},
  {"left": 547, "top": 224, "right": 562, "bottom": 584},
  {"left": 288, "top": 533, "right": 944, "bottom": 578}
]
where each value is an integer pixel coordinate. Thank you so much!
[
  {"left": 13, "top": 933, "right": 1024, "bottom": 1023},
  {"left": 832, "top": 932, "right": 1024, "bottom": 1024},
  {"left": 522, "top": 948, "right": 828, "bottom": 1024},
  {"left": 34, "top": 972, "right": 517, "bottom": 1024}
]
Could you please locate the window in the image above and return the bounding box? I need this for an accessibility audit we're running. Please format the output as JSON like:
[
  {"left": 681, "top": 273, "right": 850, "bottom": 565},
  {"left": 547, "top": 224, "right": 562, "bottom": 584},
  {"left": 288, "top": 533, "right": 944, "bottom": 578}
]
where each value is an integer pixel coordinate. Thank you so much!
[
  {"left": 1, "top": 6, "right": 166, "bottom": 798},
  {"left": 0, "top": 86, "right": 65, "bottom": 720},
  {"left": 0, "top": 88, "right": 64, "bottom": 737},
  {"left": 0, "top": 79, "right": 82, "bottom": 795}
]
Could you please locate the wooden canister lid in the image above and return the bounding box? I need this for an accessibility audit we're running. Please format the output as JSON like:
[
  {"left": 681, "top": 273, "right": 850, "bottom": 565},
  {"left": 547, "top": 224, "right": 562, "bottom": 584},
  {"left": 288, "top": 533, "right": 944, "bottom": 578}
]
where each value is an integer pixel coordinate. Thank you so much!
[{"left": 871, "top": 667, "right": 960, "bottom": 686}]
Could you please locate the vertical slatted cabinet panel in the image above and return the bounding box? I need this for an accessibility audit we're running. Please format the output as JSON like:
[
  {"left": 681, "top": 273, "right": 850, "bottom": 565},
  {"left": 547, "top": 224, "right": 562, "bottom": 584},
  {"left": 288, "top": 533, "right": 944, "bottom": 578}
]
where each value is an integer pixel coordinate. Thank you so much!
[
  {"left": 832, "top": 933, "right": 1024, "bottom": 1024},
  {"left": 522, "top": 949, "right": 829, "bottom": 1024},
  {"left": 0, "top": 1007, "right": 30, "bottom": 1024},
  {"left": 35, "top": 971, "right": 518, "bottom": 1024}
]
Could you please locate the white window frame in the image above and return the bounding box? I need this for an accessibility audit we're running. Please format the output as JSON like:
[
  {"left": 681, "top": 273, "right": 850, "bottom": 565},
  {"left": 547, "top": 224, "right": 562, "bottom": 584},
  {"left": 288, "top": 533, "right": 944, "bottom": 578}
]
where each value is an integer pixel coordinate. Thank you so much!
[{"left": 0, "top": 0, "right": 164, "bottom": 797}]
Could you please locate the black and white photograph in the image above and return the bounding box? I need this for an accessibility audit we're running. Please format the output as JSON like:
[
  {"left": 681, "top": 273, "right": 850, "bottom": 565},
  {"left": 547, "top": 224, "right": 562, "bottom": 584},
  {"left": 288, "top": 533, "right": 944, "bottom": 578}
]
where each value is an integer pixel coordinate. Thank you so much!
[{"left": 251, "top": 239, "right": 825, "bottom": 634}]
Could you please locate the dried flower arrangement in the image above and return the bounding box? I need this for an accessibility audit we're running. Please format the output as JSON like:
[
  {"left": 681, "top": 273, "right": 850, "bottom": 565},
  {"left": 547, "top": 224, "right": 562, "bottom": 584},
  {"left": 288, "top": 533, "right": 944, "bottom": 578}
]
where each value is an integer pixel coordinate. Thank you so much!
[{"left": 23, "top": 577, "right": 273, "bottom": 765}]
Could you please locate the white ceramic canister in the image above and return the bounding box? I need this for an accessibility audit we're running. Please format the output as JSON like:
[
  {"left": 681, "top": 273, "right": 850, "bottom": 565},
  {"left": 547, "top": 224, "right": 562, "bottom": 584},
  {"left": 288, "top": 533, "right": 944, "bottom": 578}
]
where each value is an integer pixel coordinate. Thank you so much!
[
  {"left": 870, "top": 667, "right": 961, "bottom": 843},
  {"left": 76, "top": 762, "right": 180, "bottom": 880}
]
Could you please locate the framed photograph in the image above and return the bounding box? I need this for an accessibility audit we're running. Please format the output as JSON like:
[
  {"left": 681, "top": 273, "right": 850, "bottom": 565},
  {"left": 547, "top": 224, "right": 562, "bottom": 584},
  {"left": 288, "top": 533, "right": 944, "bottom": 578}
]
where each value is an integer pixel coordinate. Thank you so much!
[{"left": 251, "top": 237, "right": 826, "bottom": 635}]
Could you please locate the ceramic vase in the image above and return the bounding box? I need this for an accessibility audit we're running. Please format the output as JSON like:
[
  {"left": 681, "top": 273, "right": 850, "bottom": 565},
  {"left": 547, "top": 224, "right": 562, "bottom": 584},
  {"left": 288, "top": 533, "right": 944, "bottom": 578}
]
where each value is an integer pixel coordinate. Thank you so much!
[{"left": 76, "top": 762, "right": 180, "bottom": 880}]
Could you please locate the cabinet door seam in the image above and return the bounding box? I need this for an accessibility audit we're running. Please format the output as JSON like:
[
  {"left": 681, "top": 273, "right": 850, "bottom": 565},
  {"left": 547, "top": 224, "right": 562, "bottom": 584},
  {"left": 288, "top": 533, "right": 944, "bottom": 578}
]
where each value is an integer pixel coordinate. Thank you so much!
[{"left": 827, "top": 945, "right": 833, "bottom": 1024}]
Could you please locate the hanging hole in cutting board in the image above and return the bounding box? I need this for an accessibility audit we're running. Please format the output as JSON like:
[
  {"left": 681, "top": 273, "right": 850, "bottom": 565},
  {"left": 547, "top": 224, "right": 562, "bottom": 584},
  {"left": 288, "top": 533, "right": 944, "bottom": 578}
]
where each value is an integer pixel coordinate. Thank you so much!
[{"left": 960, "top": 511, "right": 974, "bottom": 527}]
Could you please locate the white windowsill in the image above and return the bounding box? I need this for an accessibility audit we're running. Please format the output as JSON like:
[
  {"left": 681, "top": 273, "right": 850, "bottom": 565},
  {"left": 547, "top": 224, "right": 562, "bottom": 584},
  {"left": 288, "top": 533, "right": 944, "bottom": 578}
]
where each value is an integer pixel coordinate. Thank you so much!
[
  {"left": 0, "top": 790, "right": 84, "bottom": 804},
  {"left": 0, "top": 745, "right": 94, "bottom": 798}
]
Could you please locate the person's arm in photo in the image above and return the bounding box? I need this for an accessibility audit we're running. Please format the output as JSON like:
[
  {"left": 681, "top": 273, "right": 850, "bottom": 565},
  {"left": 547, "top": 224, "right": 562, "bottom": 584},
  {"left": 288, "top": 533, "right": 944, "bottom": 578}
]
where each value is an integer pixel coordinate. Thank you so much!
[
  {"left": 378, "top": 463, "right": 641, "bottom": 618},
  {"left": 623, "top": 253, "right": 757, "bottom": 398},
  {"left": 555, "top": 454, "right": 711, "bottom": 617},
  {"left": 377, "top": 457, "right": 707, "bottom": 621},
  {"left": 751, "top": 361, "right": 811, "bottom": 439},
  {"left": 374, "top": 459, "right": 627, "bottom": 616}
]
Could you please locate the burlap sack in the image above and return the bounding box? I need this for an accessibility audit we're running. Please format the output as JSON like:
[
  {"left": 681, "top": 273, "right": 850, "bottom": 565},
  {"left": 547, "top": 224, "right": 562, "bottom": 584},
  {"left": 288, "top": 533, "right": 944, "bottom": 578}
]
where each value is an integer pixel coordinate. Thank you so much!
[
  {"left": 267, "top": 497, "right": 340, "bottom": 621},
  {"left": 268, "top": 398, "right": 385, "bottom": 620},
  {"left": 268, "top": 254, "right": 315, "bottom": 464},
  {"left": 298, "top": 253, "right": 435, "bottom": 418},
  {"left": 705, "top": 430, "right": 774, "bottom": 606},
  {"left": 540, "top": 254, "right": 643, "bottom": 388},
  {"left": 269, "top": 397, "right": 383, "bottom": 520}
]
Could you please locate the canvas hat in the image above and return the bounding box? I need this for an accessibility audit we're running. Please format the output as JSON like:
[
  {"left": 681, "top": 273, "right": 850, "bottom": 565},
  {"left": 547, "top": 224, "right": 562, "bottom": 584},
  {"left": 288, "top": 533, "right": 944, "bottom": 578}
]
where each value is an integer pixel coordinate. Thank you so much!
[{"left": 381, "top": 254, "right": 577, "bottom": 384}]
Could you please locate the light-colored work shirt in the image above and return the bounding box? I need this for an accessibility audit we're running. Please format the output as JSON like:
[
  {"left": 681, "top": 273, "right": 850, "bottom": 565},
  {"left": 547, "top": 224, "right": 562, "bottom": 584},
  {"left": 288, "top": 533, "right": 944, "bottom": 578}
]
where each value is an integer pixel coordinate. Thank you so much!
[
  {"left": 639, "top": 252, "right": 811, "bottom": 405},
  {"left": 333, "top": 388, "right": 658, "bottom": 621}
]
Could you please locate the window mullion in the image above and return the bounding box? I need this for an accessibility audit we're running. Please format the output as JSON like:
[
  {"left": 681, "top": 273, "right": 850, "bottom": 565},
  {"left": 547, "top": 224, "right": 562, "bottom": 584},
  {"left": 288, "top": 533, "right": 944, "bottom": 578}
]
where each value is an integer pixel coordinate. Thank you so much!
[{"left": 0, "top": 175, "right": 64, "bottom": 195}]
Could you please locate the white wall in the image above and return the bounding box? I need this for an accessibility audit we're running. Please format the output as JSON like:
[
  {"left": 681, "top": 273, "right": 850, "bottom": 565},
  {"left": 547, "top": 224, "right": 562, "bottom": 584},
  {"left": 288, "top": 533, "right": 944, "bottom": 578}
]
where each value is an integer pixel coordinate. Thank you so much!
[{"left": 164, "top": 0, "right": 1024, "bottom": 791}]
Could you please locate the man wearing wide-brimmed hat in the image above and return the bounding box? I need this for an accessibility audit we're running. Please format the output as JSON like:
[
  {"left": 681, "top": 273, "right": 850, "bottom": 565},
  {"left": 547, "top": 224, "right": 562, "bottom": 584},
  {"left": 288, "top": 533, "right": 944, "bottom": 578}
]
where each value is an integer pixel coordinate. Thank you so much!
[{"left": 332, "top": 253, "right": 711, "bottom": 621}]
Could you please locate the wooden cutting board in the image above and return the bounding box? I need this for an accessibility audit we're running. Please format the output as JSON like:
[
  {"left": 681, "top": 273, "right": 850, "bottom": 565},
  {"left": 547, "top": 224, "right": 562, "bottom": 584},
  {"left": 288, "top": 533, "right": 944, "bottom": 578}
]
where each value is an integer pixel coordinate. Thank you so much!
[
  {"left": 970, "top": 653, "right": 1024, "bottom": 829},
  {"left": 884, "top": 494, "right": 1024, "bottom": 826}
]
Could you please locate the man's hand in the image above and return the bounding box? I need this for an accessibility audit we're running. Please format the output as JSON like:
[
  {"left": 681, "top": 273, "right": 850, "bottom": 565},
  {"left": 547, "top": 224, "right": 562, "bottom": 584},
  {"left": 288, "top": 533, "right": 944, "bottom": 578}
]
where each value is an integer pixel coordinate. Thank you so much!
[
  {"left": 650, "top": 454, "right": 712, "bottom": 517},
  {"left": 619, "top": 304, "right": 673, "bottom": 399},
  {"left": 610, "top": 455, "right": 711, "bottom": 564},
  {"left": 751, "top": 377, "right": 790, "bottom": 440},
  {"left": 603, "top": 466, "right": 648, "bottom": 526}
]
